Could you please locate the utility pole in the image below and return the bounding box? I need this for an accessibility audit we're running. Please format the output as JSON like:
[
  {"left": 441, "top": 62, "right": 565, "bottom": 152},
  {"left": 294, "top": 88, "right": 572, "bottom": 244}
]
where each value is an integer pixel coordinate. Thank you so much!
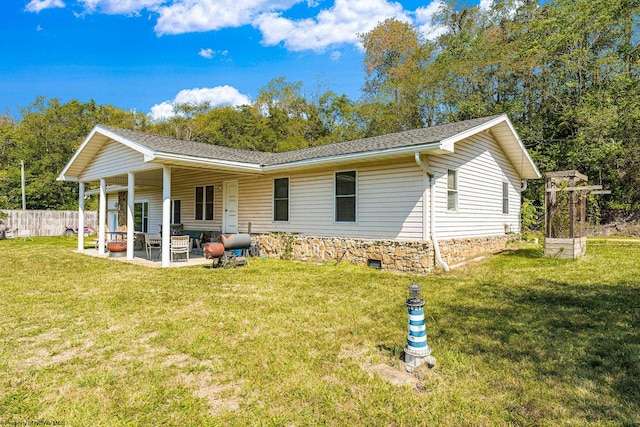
[{"left": 21, "top": 160, "right": 26, "bottom": 210}]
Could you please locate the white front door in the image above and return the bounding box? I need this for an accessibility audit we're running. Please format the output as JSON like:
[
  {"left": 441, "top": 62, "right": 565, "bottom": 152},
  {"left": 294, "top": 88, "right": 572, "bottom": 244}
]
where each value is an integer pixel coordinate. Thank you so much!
[{"left": 223, "top": 180, "right": 239, "bottom": 234}]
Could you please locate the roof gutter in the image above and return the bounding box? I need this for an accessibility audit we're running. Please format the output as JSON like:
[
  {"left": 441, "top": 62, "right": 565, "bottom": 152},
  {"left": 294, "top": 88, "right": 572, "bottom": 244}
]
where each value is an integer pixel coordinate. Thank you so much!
[
  {"left": 151, "top": 152, "right": 263, "bottom": 173},
  {"left": 415, "top": 153, "right": 450, "bottom": 272}
]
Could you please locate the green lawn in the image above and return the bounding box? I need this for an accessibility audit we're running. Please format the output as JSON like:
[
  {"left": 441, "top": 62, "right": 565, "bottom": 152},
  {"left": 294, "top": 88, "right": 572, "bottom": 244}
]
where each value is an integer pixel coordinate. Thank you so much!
[{"left": 0, "top": 237, "right": 638, "bottom": 426}]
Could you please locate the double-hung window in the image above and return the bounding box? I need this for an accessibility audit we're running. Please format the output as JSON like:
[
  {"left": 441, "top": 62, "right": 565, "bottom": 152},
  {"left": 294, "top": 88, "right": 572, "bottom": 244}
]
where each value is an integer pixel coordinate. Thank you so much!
[
  {"left": 447, "top": 170, "right": 458, "bottom": 211},
  {"left": 195, "top": 185, "right": 214, "bottom": 221},
  {"left": 273, "top": 178, "right": 289, "bottom": 222},
  {"left": 335, "top": 170, "right": 356, "bottom": 222},
  {"left": 502, "top": 182, "right": 509, "bottom": 214},
  {"left": 134, "top": 201, "right": 149, "bottom": 233},
  {"left": 171, "top": 200, "right": 181, "bottom": 224}
]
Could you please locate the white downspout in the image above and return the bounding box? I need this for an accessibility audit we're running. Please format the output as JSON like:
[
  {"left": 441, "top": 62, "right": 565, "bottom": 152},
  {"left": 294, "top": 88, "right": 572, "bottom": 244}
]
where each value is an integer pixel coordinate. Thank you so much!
[
  {"left": 520, "top": 180, "right": 528, "bottom": 192},
  {"left": 415, "top": 153, "right": 450, "bottom": 272}
]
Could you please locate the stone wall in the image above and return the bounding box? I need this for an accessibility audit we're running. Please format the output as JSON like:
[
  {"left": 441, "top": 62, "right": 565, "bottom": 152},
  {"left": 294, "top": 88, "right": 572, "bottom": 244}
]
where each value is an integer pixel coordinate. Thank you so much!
[
  {"left": 257, "top": 233, "right": 513, "bottom": 274},
  {"left": 437, "top": 235, "right": 514, "bottom": 267}
]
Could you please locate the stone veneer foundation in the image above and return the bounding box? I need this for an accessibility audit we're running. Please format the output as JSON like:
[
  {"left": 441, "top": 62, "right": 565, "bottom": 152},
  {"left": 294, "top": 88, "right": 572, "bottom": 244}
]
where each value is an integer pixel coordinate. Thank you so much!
[{"left": 256, "top": 234, "right": 514, "bottom": 274}]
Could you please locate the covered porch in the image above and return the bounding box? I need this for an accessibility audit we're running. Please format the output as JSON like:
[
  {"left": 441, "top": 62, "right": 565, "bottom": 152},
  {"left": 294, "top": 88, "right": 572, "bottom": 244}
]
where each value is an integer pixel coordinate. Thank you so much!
[
  {"left": 57, "top": 125, "right": 265, "bottom": 267},
  {"left": 75, "top": 163, "right": 256, "bottom": 267}
]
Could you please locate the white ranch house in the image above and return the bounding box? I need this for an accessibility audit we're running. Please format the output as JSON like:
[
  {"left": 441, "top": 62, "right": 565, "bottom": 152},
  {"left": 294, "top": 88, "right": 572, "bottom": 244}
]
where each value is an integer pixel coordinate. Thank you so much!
[{"left": 58, "top": 114, "right": 540, "bottom": 272}]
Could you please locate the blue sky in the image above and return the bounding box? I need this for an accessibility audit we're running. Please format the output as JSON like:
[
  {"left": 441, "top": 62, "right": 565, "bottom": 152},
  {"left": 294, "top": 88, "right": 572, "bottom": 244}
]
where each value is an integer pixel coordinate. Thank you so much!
[{"left": 0, "top": 0, "right": 482, "bottom": 121}]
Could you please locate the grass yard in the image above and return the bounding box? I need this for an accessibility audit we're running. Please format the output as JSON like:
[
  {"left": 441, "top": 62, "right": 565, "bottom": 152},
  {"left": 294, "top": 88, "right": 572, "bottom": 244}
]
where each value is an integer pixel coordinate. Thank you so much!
[{"left": 0, "top": 237, "right": 638, "bottom": 426}]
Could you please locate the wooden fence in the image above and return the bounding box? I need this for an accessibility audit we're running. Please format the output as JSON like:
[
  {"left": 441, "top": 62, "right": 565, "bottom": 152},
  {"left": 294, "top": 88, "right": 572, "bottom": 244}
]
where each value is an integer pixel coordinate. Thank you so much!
[{"left": 0, "top": 210, "right": 98, "bottom": 237}]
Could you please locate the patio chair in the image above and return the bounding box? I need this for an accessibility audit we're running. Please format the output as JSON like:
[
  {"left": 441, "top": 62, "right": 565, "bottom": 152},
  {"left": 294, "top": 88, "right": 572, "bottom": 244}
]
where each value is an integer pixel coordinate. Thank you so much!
[
  {"left": 145, "top": 233, "right": 162, "bottom": 260},
  {"left": 170, "top": 235, "right": 190, "bottom": 262}
]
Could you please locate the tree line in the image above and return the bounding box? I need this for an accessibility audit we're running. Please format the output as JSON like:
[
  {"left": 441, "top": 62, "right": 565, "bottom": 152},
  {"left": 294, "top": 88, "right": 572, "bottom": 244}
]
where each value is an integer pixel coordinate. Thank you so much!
[{"left": 1, "top": 0, "right": 638, "bottom": 223}]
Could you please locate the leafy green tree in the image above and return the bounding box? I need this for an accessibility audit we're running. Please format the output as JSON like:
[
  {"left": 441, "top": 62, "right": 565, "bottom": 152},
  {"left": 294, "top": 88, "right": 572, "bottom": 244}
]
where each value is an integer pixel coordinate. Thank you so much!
[
  {"left": 317, "top": 91, "right": 365, "bottom": 142},
  {"left": 416, "top": 0, "right": 640, "bottom": 217},
  {"left": 0, "top": 114, "right": 20, "bottom": 209},
  {"left": 11, "top": 97, "right": 92, "bottom": 209},
  {"left": 191, "top": 105, "right": 273, "bottom": 151},
  {"left": 151, "top": 102, "right": 213, "bottom": 141},
  {"left": 252, "top": 77, "right": 330, "bottom": 152},
  {"left": 2, "top": 97, "right": 147, "bottom": 210},
  {"left": 359, "top": 18, "right": 428, "bottom": 132}
]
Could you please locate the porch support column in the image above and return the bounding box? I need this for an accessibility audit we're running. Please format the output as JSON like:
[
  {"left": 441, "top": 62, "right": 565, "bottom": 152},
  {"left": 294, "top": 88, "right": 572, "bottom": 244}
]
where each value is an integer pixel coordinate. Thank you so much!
[
  {"left": 126, "top": 172, "right": 135, "bottom": 260},
  {"left": 98, "top": 178, "right": 107, "bottom": 255},
  {"left": 161, "top": 166, "right": 172, "bottom": 267},
  {"left": 78, "top": 182, "right": 85, "bottom": 252}
]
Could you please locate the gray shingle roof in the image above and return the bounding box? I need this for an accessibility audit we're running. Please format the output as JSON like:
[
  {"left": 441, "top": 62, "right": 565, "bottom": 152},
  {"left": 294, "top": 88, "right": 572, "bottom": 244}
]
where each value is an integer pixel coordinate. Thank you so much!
[
  {"left": 269, "top": 115, "right": 502, "bottom": 165},
  {"left": 99, "top": 125, "right": 278, "bottom": 165},
  {"left": 100, "top": 114, "right": 503, "bottom": 166}
]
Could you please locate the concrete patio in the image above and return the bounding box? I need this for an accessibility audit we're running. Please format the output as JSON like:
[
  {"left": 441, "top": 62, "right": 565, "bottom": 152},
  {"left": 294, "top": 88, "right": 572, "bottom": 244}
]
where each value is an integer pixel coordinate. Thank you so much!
[{"left": 76, "top": 246, "right": 215, "bottom": 268}]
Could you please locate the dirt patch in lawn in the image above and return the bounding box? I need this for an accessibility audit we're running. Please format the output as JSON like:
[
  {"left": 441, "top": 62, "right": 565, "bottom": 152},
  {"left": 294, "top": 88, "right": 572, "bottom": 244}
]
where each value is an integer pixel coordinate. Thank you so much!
[
  {"left": 179, "top": 371, "right": 243, "bottom": 416},
  {"left": 22, "top": 339, "right": 95, "bottom": 369}
]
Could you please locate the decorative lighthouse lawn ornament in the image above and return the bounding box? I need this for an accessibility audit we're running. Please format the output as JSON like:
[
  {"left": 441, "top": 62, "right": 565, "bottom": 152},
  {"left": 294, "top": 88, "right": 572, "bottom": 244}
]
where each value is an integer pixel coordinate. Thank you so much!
[{"left": 404, "top": 281, "right": 436, "bottom": 372}]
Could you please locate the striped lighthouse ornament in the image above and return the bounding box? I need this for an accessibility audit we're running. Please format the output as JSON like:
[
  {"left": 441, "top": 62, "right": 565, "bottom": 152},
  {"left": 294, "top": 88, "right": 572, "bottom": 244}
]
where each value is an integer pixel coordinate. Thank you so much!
[{"left": 404, "top": 281, "right": 436, "bottom": 372}]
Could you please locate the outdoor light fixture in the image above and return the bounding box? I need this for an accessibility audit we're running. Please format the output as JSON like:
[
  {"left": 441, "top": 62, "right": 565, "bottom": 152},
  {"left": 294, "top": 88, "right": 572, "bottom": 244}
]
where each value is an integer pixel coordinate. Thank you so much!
[{"left": 404, "top": 280, "right": 436, "bottom": 372}]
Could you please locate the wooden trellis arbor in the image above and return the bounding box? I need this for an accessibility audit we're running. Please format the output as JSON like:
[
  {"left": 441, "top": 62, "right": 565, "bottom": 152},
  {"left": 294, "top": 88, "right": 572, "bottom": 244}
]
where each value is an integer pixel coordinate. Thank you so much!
[{"left": 544, "top": 170, "right": 610, "bottom": 258}]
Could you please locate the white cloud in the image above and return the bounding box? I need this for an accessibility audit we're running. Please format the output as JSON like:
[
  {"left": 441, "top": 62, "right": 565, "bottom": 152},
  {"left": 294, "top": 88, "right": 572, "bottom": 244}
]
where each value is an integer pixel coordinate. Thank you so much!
[
  {"left": 198, "top": 48, "right": 215, "bottom": 59},
  {"left": 330, "top": 50, "right": 342, "bottom": 61},
  {"left": 154, "top": 0, "right": 300, "bottom": 35},
  {"left": 77, "top": 0, "right": 164, "bottom": 15},
  {"left": 254, "top": 0, "right": 411, "bottom": 52},
  {"left": 479, "top": 0, "right": 493, "bottom": 12},
  {"left": 25, "top": 0, "right": 65, "bottom": 13},
  {"left": 27, "top": 1, "right": 450, "bottom": 53},
  {"left": 149, "top": 86, "right": 252, "bottom": 121},
  {"left": 414, "top": 1, "right": 447, "bottom": 41},
  {"left": 149, "top": 102, "right": 175, "bottom": 121},
  {"left": 198, "top": 48, "right": 229, "bottom": 59}
]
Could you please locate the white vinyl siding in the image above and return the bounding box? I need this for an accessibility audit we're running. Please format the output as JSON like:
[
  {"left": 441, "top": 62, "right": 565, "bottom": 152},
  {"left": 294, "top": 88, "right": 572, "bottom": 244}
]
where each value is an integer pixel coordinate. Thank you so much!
[
  {"left": 170, "top": 169, "right": 224, "bottom": 232},
  {"left": 133, "top": 132, "right": 520, "bottom": 242},
  {"left": 155, "top": 158, "right": 424, "bottom": 240},
  {"left": 80, "top": 140, "right": 156, "bottom": 182},
  {"left": 129, "top": 190, "right": 163, "bottom": 234},
  {"left": 232, "top": 160, "right": 423, "bottom": 240},
  {"left": 429, "top": 132, "right": 522, "bottom": 239}
]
